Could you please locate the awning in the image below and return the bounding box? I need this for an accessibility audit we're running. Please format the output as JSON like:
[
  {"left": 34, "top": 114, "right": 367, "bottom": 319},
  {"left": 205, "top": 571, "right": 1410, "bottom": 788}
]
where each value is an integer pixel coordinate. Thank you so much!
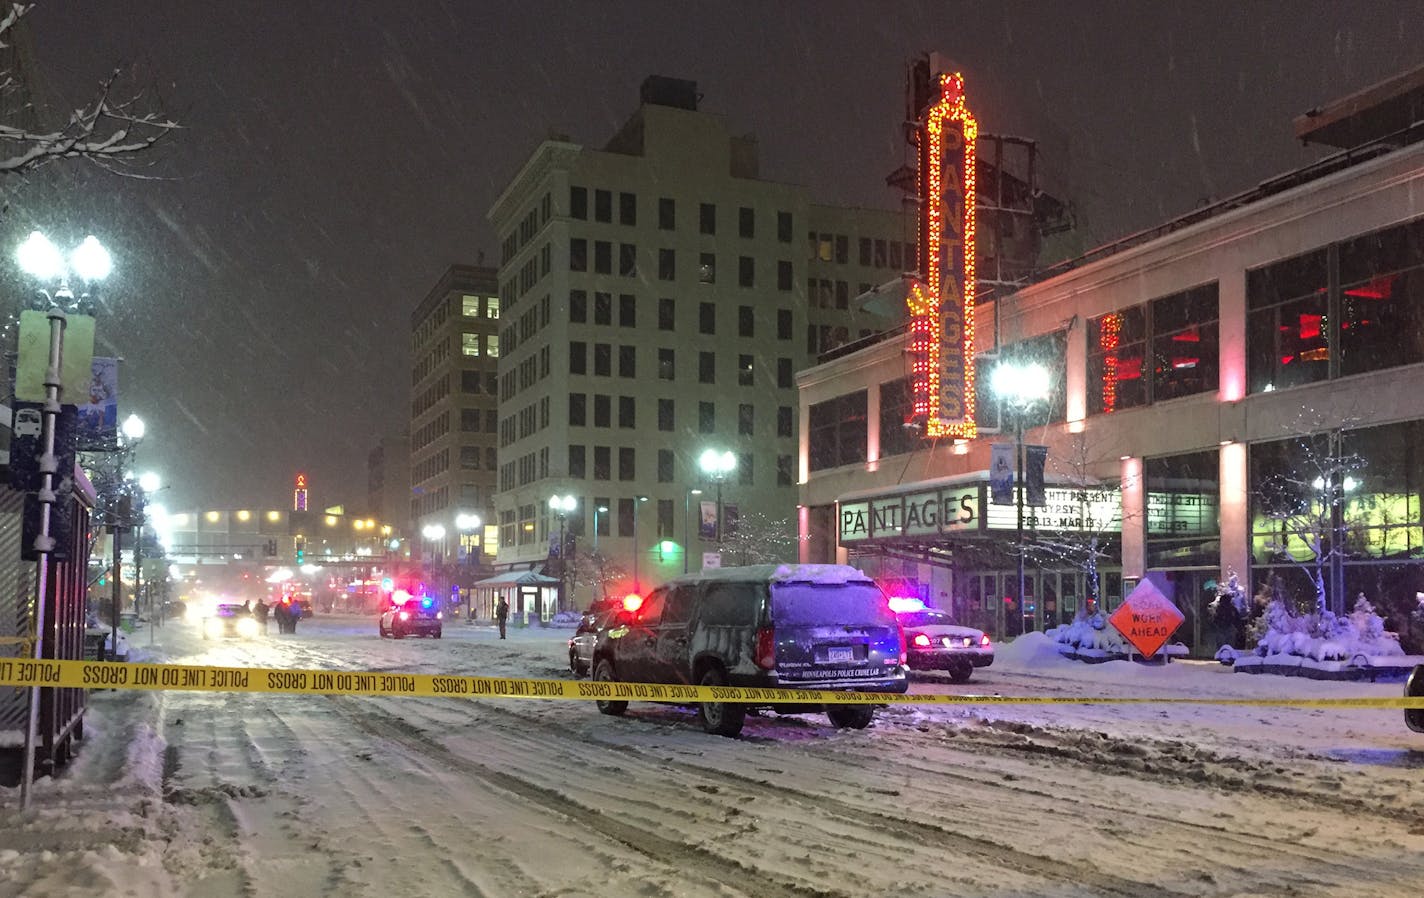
[{"left": 472, "top": 569, "right": 559, "bottom": 588}]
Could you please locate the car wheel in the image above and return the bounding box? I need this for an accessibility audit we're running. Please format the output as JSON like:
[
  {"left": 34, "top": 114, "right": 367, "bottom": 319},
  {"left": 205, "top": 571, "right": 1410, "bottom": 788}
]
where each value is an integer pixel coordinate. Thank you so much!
[
  {"left": 1406, "top": 664, "right": 1424, "bottom": 734},
  {"left": 696, "top": 666, "right": 746, "bottom": 738},
  {"left": 593, "top": 659, "right": 627, "bottom": 716},
  {"left": 569, "top": 649, "right": 580, "bottom": 674},
  {"left": 379, "top": 624, "right": 388, "bottom": 638},
  {"left": 948, "top": 661, "right": 973, "bottom": 683},
  {"left": 393, "top": 629, "right": 405, "bottom": 640},
  {"left": 826, "top": 704, "right": 875, "bottom": 729}
]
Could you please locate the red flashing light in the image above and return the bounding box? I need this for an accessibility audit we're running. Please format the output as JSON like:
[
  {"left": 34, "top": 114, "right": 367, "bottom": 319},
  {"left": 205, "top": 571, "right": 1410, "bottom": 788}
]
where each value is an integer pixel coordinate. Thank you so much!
[
  {"left": 392, "top": 589, "right": 412, "bottom": 605},
  {"left": 621, "top": 593, "right": 644, "bottom": 613},
  {"left": 754, "top": 626, "right": 776, "bottom": 670}
]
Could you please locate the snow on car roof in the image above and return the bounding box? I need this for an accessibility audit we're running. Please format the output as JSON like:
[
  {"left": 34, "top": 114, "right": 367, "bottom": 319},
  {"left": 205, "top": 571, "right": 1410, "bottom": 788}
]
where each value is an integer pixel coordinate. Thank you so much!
[{"left": 667, "top": 564, "right": 877, "bottom": 586}]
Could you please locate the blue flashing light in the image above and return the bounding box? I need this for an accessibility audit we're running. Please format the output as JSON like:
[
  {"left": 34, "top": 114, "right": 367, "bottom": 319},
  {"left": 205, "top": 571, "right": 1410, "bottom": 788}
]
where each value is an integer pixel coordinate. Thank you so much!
[
  {"left": 381, "top": 577, "right": 394, "bottom": 592},
  {"left": 421, "top": 597, "right": 433, "bottom": 609}
]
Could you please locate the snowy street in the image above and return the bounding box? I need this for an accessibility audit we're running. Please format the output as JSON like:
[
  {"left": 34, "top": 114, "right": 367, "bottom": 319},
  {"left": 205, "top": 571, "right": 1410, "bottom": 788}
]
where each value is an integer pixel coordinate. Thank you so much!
[{"left": 2, "top": 614, "right": 1422, "bottom": 897}]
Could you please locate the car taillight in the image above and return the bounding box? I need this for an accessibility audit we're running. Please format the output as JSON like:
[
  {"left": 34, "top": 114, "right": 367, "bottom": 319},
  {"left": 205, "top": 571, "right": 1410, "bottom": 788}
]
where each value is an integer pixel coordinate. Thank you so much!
[
  {"left": 980, "top": 634, "right": 991, "bottom": 647},
  {"left": 912, "top": 633, "right": 931, "bottom": 647},
  {"left": 754, "top": 626, "right": 776, "bottom": 670}
]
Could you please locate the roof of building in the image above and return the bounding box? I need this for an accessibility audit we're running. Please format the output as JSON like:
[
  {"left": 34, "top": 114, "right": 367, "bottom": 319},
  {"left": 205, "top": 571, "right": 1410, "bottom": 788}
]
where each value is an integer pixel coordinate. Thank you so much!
[{"left": 1294, "top": 63, "right": 1424, "bottom": 149}]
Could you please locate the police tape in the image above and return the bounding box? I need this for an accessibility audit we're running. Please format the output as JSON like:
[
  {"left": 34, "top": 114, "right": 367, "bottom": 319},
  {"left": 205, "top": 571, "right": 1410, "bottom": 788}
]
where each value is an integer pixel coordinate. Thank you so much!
[{"left": 0, "top": 657, "right": 1421, "bottom": 708}]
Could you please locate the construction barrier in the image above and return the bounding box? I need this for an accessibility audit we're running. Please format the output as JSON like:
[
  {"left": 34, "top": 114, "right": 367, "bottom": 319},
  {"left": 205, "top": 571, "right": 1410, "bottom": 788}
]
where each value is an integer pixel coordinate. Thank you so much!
[{"left": 2, "top": 658, "right": 1423, "bottom": 709}]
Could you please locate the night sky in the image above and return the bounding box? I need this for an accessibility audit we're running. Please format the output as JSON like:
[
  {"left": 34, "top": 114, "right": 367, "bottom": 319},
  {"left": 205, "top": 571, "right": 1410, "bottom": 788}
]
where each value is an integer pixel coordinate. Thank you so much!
[{"left": 7, "top": 1, "right": 1422, "bottom": 513}]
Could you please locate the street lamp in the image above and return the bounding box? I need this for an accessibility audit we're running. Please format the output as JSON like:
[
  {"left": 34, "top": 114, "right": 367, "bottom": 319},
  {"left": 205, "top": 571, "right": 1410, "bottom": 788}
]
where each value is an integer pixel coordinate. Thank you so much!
[
  {"left": 631, "top": 495, "right": 648, "bottom": 592},
  {"left": 456, "top": 512, "right": 482, "bottom": 562},
  {"left": 15, "top": 231, "right": 110, "bottom": 811},
  {"left": 992, "top": 361, "right": 1051, "bottom": 640},
  {"left": 121, "top": 414, "right": 146, "bottom": 443},
  {"left": 684, "top": 488, "right": 703, "bottom": 574},
  {"left": 698, "top": 449, "right": 737, "bottom": 544},
  {"left": 548, "top": 495, "right": 576, "bottom": 612}
]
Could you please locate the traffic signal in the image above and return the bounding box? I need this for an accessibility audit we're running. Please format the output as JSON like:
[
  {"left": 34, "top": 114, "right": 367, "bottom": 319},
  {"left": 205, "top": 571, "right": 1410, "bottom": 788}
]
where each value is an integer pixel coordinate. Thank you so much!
[{"left": 295, "top": 536, "right": 306, "bottom": 564}]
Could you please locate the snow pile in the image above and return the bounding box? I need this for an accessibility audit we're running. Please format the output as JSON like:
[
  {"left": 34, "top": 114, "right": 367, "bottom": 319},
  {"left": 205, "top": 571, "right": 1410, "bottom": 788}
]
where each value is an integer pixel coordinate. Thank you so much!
[
  {"left": 1047, "top": 612, "right": 1128, "bottom": 654},
  {"left": 1252, "top": 595, "right": 1404, "bottom": 662},
  {"left": 547, "top": 611, "right": 583, "bottom": 628},
  {"left": 994, "top": 630, "right": 1068, "bottom": 667}
]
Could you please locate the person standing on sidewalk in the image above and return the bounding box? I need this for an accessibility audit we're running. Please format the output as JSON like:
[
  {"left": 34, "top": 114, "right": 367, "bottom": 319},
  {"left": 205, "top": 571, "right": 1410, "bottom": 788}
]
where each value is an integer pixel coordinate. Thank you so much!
[{"left": 496, "top": 597, "right": 509, "bottom": 639}]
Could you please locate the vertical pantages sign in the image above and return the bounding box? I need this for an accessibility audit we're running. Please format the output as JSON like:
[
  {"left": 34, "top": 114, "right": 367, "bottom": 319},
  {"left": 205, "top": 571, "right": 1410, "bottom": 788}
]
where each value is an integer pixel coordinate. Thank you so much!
[{"left": 904, "top": 64, "right": 978, "bottom": 439}]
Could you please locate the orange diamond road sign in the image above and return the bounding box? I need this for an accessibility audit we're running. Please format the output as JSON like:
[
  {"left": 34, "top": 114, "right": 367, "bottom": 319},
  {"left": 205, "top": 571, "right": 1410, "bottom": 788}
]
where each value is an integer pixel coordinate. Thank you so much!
[{"left": 1108, "top": 579, "right": 1185, "bottom": 658}]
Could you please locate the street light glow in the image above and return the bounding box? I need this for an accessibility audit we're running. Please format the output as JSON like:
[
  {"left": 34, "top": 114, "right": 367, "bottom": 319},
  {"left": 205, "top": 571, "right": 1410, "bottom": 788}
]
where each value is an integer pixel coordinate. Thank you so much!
[
  {"left": 138, "top": 471, "right": 161, "bottom": 493},
  {"left": 699, "top": 449, "right": 736, "bottom": 477},
  {"left": 16, "top": 231, "right": 63, "bottom": 280},
  {"left": 456, "top": 513, "right": 482, "bottom": 530},
  {"left": 548, "top": 495, "right": 577, "bottom": 513},
  {"left": 70, "top": 236, "right": 112, "bottom": 282},
  {"left": 422, "top": 524, "right": 446, "bottom": 540},
  {"left": 121, "top": 414, "right": 146, "bottom": 441},
  {"left": 991, "top": 361, "right": 1051, "bottom": 405}
]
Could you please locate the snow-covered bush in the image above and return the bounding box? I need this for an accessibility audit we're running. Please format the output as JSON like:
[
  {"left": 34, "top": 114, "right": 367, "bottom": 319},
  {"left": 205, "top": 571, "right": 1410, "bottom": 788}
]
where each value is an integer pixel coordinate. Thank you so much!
[
  {"left": 1049, "top": 610, "right": 1128, "bottom": 653},
  {"left": 1252, "top": 593, "right": 1403, "bottom": 661}
]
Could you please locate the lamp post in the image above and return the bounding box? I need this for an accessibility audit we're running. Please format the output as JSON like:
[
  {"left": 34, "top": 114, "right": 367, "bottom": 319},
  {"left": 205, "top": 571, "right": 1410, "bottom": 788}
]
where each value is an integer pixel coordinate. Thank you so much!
[
  {"left": 15, "top": 231, "right": 110, "bottom": 810},
  {"left": 992, "top": 361, "right": 1050, "bottom": 640},
  {"left": 137, "top": 471, "right": 161, "bottom": 644},
  {"left": 698, "top": 449, "right": 737, "bottom": 544},
  {"left": 548, "top": 495, "right": 576, "bottom": 612},
  {"left": 631, "top": 495, "right": 648, "bottom": 592},
  {"left": 683, "top": 488, "right": 703, "bottom": 574},
  {"left": 593, "top": 504, "right": 608, "bottom": 554},
  {"left": 455, "top": 513, "right": 481, "bottom": 619}
]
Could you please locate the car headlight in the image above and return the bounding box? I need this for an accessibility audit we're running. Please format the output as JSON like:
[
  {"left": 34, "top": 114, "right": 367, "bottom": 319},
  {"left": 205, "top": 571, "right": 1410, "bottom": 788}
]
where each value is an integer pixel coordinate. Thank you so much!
[
  {"left": 398, "top": 611, "right": 409, "bottom": 621},
  {"left": 236, "top": 617, "right": 259, "bottom": 638}
]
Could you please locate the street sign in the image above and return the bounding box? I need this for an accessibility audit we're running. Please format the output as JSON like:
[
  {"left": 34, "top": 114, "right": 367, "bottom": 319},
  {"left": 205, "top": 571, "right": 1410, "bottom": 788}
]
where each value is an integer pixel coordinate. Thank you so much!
[
  {"left": 1108, "top": 577, "right": 1185, "bottom": 659},
  {"left": 702, "top": 552, "right": 721, "bottom": 570}
]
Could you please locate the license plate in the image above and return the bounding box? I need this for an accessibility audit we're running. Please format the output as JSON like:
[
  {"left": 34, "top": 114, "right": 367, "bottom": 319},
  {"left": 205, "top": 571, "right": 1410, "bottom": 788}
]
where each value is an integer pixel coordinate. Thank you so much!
[{"left": 828, "top": 646, "right": 854, "bottom": 663}]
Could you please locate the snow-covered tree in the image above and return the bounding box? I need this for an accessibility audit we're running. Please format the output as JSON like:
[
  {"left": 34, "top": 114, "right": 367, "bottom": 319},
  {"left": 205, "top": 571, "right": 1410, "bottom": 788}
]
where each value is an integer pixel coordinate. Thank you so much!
[
  {"left": 562, "top": 542, "right": 627, "bottom": 606},
  {"left": 717, "top": 510, "right": 798, "bottom": 567},
  {"left": 0, "top": 3, "right": 178, "bottom": 180}
]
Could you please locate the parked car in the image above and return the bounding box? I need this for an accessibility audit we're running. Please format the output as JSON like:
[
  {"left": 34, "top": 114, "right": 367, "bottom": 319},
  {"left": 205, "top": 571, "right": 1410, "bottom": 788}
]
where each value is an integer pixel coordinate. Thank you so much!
[
  {"left": 569, "top": 601, "right": 621, "bottom": 676},
  {"left": 895, "top": 607, "right": 992, "bottom": 682},
  {"left": 1407, "top": 664, "right": 1424, "bottom": 734},
  {"left": 591, "top": 564, "right": 908, "bottom": 737},
  {"left": 379, "top": 592, "right": 443, "bottom": 639}
]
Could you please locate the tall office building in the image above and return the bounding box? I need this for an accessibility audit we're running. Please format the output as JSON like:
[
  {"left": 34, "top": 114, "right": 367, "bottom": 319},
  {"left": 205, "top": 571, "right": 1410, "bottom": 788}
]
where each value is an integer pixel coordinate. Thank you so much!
[
  {"left": 409, "top": 264, "right": 501, "bottom": 563},
  {"left": 487, "top": 76, "right": 913, "bottom": 609}
]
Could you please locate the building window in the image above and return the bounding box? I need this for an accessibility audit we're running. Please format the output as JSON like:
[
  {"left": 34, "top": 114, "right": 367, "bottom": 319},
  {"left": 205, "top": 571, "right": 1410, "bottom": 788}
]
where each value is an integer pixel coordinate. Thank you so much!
[
  {"left": 777, "top": 405, "right": 793, "bottom": 438},
  {"left": 699, "top": 401, "right": 715, "bottom": 433},
  {"left": 658, "top": 297, "right": 675, "bottom": 331},
  {"left": 738, "top": 354, "right": 754, "bottom": 386},
  {"left": 617, "top": 498, "right": 635, "bottom": 538},
  {"left": 777, "top": 357, "right": 793, "bottom": 388},
  {"left": 874, "top": 239, "right": 887, "bottom": 267},
  {"left": 777, "top": 455, "right": 794, "bottom": 486},
  {"left": 738, "top": 403, "right": 754, "bottom": 436},
  {"left": 835, "top": 235, "right": 848, "bottom": 265},
  {"left": 595, "top": 496, "right": 611, "bottom": 536},
  {"left": 461, "top": 409, "right": 481, "bottom": 432},
  {"left": 699, "top": 301, "right": 716, "bottom": 335},
  {"left": 1089, "top": 282, "right": 1218, "bottom": 413},
  {"left": 594, "top": 394, "right": 611, "bottom": 428},
  {"left": 593, "top": 446, "right": 611, "bottom": 480},
  {"left": 594, "top": 188, "right": 611, "bottom": 223},
  {"left": 658, "top": 197, "right": 675, "bottom": 230},
  {"left": 571, "top": 186, "right": 587, "bottom": 220},
  {"left": 462, "top": 333, "right": 480, "bottom": 356},
  {"left": 980, "top": 331, "right": 1068, "bottom": 427},
  {"left": 657, "top": 499, "right": 674, "bottom": 539},
  {"left": 658, "top": 449, "right": 674, "bottom": 483},
  {"left": 619, "top": 345, "right": 636, "bottom": 378},
  {"left": 618, "top": 447, "right": 635, "bottom": 481},
  {"left": 777, "top": 260, "right": 792, "bottom": 292},
  {"left": 570, "top": 238, "right": 587, "bottom": 271},
  {"left": 594, "top": 240, "right": 612, "bottom": 275},
  {"left": 593, "top": 291, "right": 612, "bottom": 326},
  {"left": 658, "top": 348, "right": 675, "bottom": 380},
  {"left": 737, "top": 453, "right": 753, "bottom": 486},
  {"left": 569, "top": 341, "right": 586, "bottom": 375},
  {"left": 569, "top": 290, "right": 587, "bottom": 323},
  {"left": 619, "top": 395, "right": 635, "bottom": 428},
  {"left": 777, "top": 211, "right": 792, "bottom": 243},
  {"left": 619, "top": 191, "right": 637, "bottom": 226},
  {"left": 658, "top": 398, "right": 674, "bottom": 431},
  {"left": 461, "top": 446, "right": 481, "bottom": 470},
  {"left": 594, "top": 343, "right": 611, "bottom": 377},
  {"left": 461, "top": 370, "right": 483, "bottom": 393},
  {"left": 700, "top": 202, "right": 716, "bottom": 235},
  {"left": 777, "top": 308, "right": 792, "bottom": 340},
  {"left": 568, "top": 445, "right": 586, "bottom": 479},
  {"left": 699, "top": 253, "right": 716, "bottom": 284},
  {"left": 878, "top": 378, "right": 918, "bottom": 458},
  {"left": 486, "top": 447, "right": 496, "bottom": 469},
  {"left": 658, "top": 248, "right": 675, "bottom": 281},
  {"left": 462, "top": 295, "right": 480, "bottom": 317},
  {"left": 738, "top": 256, "right": 754, "bottom": 288},
  {"left": 835, "top": 280, "right": 848, "bottom": 309},
  {"left": 736, "top": 206, "right": 755, "bottom": 239},
  {"left": 699, "top": 351, "right": 716, "bottom": 384},
  {"left": 619, "top": 243, "right": 637, "bottom": 277},
  {"left": 737, "top": 307, "right": 754, "bottom": 339},
  {"left": 1145, "top": 450, "right": 1219, "bottom": 569},
  {"left": 858, "top": 237, "right": 871, "bottom": 266},
  {"left": 808, "top": 390, "right": 868, "bottom": 472},
  {"left": 487, "top": 296, "right": 500, "bottom": 319}
]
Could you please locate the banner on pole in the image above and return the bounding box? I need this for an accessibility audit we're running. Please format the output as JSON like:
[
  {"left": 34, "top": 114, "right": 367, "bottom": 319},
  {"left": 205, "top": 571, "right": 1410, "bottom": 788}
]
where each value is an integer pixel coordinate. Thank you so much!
[
  {"left": 699, "top": 501, "right": 717, "bottom": 540},
  {"left": 76, "top": 356, "right": 119, "bottom": 450},
  {"left": 1025, "top": 445, "right": 1048, "bottom": 508},
  {"left": 990, "top": 443, "right": 1014, "bottom": 506}
]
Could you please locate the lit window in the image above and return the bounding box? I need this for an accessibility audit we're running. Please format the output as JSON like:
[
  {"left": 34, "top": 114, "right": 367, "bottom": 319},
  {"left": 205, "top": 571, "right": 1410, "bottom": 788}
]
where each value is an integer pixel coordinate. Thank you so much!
[
  {"left": 462, "top": 333, "right": 481, "bottom": 356},
  {"left": 462, "top": 295, "right": 480, "bottom": 317},
  {"left": 486, "top": 297, "right": 500, "bottom": 319},
  {"left": 486, "top": 335, "right": 500, "bottom": 358}
]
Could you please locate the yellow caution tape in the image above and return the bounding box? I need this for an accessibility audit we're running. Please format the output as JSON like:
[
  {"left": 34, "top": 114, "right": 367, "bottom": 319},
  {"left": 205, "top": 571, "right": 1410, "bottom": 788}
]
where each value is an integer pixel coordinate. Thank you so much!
[{"left": 0, "top": 658, "right": 1421, "bottom": 708}]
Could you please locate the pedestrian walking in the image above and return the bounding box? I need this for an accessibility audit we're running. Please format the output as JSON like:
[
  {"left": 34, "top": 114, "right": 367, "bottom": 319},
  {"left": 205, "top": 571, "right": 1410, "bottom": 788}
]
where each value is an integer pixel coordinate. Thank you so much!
[
  {"left": 288, "top": 599, "right": 302, "bottom": 635},
  {"left": 496, "top": 597, "right": 509, "bottom": 639},
  {"left": 274, "top": 599, "right": 291, "bottom": 634},
  {"left": 254, "top": 599, "right": 270, "bottom": 635}
]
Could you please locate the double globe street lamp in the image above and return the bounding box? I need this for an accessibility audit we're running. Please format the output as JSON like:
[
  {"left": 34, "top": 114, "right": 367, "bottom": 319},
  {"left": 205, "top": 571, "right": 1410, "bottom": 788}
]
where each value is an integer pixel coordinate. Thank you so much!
[
  {"left": 548, "top": 495, "right": 576, "bottom": 612},
  {"left": 698, "top": 449, "right": 737, "bottom": 545}
]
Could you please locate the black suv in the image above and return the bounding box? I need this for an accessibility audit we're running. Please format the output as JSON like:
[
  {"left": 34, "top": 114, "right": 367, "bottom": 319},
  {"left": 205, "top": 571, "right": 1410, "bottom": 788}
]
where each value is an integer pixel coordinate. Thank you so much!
[{"left": 591, "top": 564, "right": 907, "bottom": 736}]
